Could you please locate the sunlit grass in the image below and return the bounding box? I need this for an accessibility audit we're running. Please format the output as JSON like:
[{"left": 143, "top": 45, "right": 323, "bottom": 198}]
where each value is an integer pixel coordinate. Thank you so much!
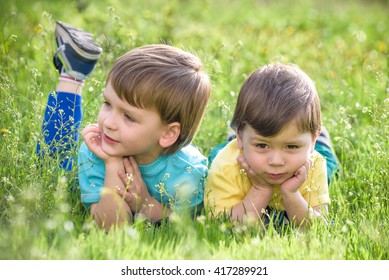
[{"left": 0, "top": 0, "right": 388, "bottom": 260}]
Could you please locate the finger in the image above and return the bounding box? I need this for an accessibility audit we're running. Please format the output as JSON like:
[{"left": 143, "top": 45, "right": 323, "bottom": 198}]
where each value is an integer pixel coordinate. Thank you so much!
[
  {"left": 236, "top": 154, "right": 245, "bottom": 165},
  {"left": 118, "top": 169, "right": 128, "bottom": 185},
  {"left": 122, "top": 157, "right": 135, "bottom": 187},
  {"left": 295, "top": 163, "right": 309, "bottom": 178},
  {"left": 118, "top": 169, "right": 134, "bottom": 190},
  {"left": 299, "top": 161, "right": 311, "bottom": 176},
  {"left": 236, "top": 154, "right": 248, "bottom": 171},
  {"left": 306, "top": 159, "right": 312, "bottom": 170},
  {"left": 248, "top": 167, "right": 257, "bottom": 176},
  {"left": 86, "top": 123, "right": 100, "bottom": 130},
  {"left": 82, "top": 124, "right": 99, "bottom": 134},
  {"left": 117, "top": 187, "right": 133, "bottom": 204},
  {"left": 293, "top": 168, "right": 302, "bottom": 177},
  {"left": 82, "top": 125, "right": 101, "bottom": 141},
  {"left": 84, "top": 133, "right": 101, "bottom": 148},
  {"left": 128, "top": 156, "right": 142, "bottom": 178},
  {"left": 239, "top": 159, "right": 249, "bottom": 172},
  {"left": 117, "top": 185, "right": 124, "bottom": 196},
  {"left": 123, "top": 157, "right": 133, "bottom": 173}
]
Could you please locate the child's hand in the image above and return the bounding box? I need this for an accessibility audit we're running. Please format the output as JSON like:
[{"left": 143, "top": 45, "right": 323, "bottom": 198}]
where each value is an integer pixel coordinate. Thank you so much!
[
  {"left": 237, "top": 154, "right": 272, "bottom": 190},
  {"left": 117, "top": 156, "right": 151, "bottom": 210},
  {"left": 82, "top": 124, "right": 109, "bottom": 160},
  {"left": 82, "top": 124, "right": 119, "bottom": 163},
  {"left": 280, "top": 159, "right": 312, "bottom": 194}
]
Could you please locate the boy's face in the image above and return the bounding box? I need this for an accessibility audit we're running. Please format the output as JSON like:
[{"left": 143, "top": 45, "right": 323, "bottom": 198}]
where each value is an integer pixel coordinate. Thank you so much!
[
  {"left": 97, "top": 81, "right": 167, "bottom": 165},
  {"left": 236, "top": 121, "right": 317, "bottom": 186}
]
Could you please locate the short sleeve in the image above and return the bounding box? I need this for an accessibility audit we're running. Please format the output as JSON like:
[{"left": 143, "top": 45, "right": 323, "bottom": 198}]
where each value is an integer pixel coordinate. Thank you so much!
[
  {"left": 205, "top": 165, "right": 248, "bottom": 216},
  {"left": 301, "top": 152, "right": 330, "bottom": 207},
  {"left": 168, "top": 154, "right": 208, "bottom": 211},
  {"left": 152, "top": 145, "right": 208, "bottom": 213},
  {"left": 77, "top": 142, "right": 105, "bottom": 207}
]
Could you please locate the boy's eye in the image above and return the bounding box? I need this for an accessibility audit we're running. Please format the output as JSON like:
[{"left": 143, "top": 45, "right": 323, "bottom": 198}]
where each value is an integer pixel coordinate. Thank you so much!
[
  {"left": 286, "top": 145, "right": 299, "bottom": 149},
  {"left": 256, "top": 143, "right": 268, "bottom": 149},
  {"left": 124, "top": 114, "right": 135, "bottom": 122},
  {"left": 103, "top": 101, "right": 111, "bottom": 107}
]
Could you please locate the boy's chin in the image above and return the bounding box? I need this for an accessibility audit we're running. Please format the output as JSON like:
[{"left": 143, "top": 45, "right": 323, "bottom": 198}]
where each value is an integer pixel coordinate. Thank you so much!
[{"left": 101, "top": 147, "right": 122, "bottom": 158}]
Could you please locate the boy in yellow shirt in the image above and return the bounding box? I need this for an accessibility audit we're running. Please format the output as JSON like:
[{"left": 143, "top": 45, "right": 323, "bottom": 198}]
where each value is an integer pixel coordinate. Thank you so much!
[{"left": 205, "top": 63, "right": 338, "bottom": 227}]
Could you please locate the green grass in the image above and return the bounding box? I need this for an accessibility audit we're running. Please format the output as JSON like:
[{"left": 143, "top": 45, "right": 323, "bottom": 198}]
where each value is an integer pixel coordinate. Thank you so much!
[{"left": 0, "top": 0, "right": 388, "bottom": 260}]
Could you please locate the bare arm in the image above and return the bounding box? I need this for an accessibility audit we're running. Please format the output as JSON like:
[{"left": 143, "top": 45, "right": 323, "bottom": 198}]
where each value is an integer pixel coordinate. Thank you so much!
[
  {"left": 231, "top": 154, "right": 273, "bottom": 223},
  {"left": 282, "top": 191, "right": 328, "bottom": 227},
  {"left": 117, "top": 156, "right": 170, "bottom": 221},
  {"left": 230, "top": 185, "right": 273, "bottom": 223},
  {"left": 280, "top": 160, "right": 328, "bottom": 227},
  {"left": 82, "top": 124, "right": 132, "bottom": 231}
]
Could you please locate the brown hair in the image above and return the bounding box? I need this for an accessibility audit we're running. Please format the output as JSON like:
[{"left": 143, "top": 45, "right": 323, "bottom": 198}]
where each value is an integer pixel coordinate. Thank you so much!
[
  {"left": 107, "top": 44, "right": 211, "bottom": 154},
  {"left": 231, "top": 63, "right": 321, "bottom": 136}
]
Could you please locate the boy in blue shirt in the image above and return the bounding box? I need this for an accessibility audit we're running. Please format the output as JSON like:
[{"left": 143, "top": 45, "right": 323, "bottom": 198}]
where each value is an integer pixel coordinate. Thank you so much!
[{"left": 37, "top": 22, "right": 211, "bottom": 231}]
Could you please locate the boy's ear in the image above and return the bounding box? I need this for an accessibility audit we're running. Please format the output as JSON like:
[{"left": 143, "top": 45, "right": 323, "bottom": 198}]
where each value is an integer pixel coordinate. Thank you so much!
[
  {"left": 236, "top": 130, "right": 244, "bottom": 150},
  {"left": 310, "top": 134, "right": 318, "bottom": 153},
  {"left": 159, "top": 122, "right": 181, "bottom": 148}
]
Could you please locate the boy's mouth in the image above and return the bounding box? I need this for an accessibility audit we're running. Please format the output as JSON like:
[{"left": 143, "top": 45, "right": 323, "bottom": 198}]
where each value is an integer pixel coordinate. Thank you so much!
[
  {"left": 266, "top": 173, "right": 286, "bottom": 180},
  {"left": 102, "top": 133, "right": 119, "bottom": 144}
]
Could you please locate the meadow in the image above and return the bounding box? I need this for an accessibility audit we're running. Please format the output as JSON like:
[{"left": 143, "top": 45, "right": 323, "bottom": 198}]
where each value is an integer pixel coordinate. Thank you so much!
[{"left": 0, "top": 0, "right": 388, "bottom": 260}]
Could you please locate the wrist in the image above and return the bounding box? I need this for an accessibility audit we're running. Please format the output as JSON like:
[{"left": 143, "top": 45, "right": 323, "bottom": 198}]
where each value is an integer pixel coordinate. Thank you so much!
[
  {"left": 248, "top": 184, "right": 273, "bottom": 199},
  {"left": 104, "top": 156, "right": 123, "bottom": 165},
  {"left": 130, "top": 193, "right": 153, "bottom": 212},
  {"left": 281, "top": 189, "right": 299, "bottom": 199},
  {"left": 252, "top": 183, "right": 273, "bottom": 193},
  {"left": 104, "top": 157, "right": 124, "bottom": 173}
]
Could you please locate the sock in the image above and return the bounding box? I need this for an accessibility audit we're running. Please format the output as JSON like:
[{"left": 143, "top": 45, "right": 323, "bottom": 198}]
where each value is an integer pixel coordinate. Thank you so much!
[{"left": 59, "top": 72, "right": 85, "bottom": 87}]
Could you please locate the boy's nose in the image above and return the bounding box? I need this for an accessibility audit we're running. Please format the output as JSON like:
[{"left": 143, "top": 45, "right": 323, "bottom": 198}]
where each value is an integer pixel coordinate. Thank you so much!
[
  {"left": 268, "top": 151, "right": 285, "bottom": 166},
  {"left": 103, "top": 113, "right": 118, "bottom": 130}
]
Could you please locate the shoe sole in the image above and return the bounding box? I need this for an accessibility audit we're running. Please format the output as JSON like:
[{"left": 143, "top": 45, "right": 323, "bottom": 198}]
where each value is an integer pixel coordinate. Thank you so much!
[{"left": 55, "top": 21, "right": 102, "bottom": 60}]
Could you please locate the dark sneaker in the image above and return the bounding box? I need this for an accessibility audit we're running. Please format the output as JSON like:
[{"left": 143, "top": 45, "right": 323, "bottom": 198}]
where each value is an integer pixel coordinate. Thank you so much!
[
  {"left": 317, "top": 126, "right": 332, "bottom": 149},
  {"left": 53, "top": 21, "right": 102, "bottom": 80},
  {"left": 316, "top": 126, "right": 342, "bottom": 181}
]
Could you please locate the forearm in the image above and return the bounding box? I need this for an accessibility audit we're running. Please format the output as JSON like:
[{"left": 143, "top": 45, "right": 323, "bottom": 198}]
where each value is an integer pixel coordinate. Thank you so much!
[
  {"left": 129, "top": 196, "right": 171, "bottom": 222},
  {"left": 231, "top": 186, "right": 273, "bottom": 223},
  {"left": 103, "top": 158, "right": 126, "bottom": 190},
  {"left": 282, "top": 191, "right": 328, "bottom": 227},
  {"left": 91, "top": 158, "right": 132, "bottom": 231}
]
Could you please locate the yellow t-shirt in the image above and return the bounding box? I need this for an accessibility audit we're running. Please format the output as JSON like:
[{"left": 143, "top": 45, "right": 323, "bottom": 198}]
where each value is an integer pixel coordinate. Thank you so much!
[{"left": 204, "top": 139, "right": 330, "bottom": 215}]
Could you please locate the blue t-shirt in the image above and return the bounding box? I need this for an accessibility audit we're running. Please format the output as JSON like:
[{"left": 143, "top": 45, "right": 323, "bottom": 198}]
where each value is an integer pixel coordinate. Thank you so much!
[{"left": 77, "top": 142, "right": 208, "bottom": 212}]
